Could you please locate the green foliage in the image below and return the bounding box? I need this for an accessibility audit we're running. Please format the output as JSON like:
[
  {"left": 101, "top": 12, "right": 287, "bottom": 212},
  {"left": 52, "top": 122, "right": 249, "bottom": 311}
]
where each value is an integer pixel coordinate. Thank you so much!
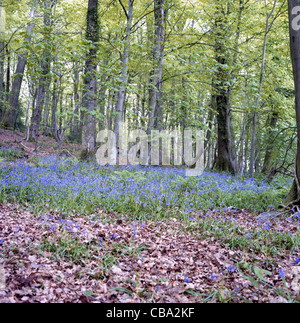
[{"left": 0, "top": 0, "right": 296, "bottom": 179}]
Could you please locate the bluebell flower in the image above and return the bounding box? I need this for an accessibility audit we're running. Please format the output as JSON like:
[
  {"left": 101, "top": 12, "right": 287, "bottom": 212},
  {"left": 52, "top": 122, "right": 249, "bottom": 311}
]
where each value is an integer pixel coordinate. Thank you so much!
[
  {"left": 227, "top": 265, "right": 236, "bottom": 273},
  {"left": 292, "top": 257, "right": 300, "bottom": 265},
  {"left": 279, "top": 269, "right": 285, "bottom": 279}
]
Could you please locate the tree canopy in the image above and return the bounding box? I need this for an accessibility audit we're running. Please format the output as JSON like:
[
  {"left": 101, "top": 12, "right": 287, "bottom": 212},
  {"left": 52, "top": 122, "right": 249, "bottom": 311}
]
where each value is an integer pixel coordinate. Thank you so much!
[{"left": 0, "top": 0, "right": 296, "bottom": 183}]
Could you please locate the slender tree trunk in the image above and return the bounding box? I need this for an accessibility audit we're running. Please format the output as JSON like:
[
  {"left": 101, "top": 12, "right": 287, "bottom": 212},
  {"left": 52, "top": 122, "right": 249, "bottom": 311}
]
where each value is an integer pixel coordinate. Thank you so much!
[
  {"left": 205, "top": 100, "right": 215, "bottom": 168},
  {"left": 51, "top": 77, "right": 60, "bottom": 142},
  {"left": 72, "top": 68, "right": 82, "bottom": 137},
  {"left": 249, "top": 0, "right": 277, "bottom": 177},
  {"left": 42, "top": 87, "right": 51, "bottom": 135},
  {"left": 1, "top": 17, "right": 35, "bottom": 128},
  {"left": 5, "top": 48, "right": 10, "bottom": 102},
  {"left": 113, "top": 0, "right": 134, "bottom": 139},
  {"left": 30, "top": 0, "right": 52, "bottom": 142}
]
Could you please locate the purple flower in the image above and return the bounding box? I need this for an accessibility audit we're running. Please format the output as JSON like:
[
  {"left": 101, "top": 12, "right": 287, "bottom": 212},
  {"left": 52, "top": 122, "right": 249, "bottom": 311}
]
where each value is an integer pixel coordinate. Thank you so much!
[
  {"left": 211, "top": 273, "right": 217, "bottom": 280},
  {"left": 292, "top": 257, "right": 300, "bottom": 265},
  {"left": 184, "top": 278, "right": 190, "bottom": 283},
  {"left": 49, "top": 224, "right": 56, "bottom": 232},
  {"left": 227, "top": 265, "right": 236, "bottom": 273},
  {"left": 279, "top": 269, "right": 285, "bottom": 279}
]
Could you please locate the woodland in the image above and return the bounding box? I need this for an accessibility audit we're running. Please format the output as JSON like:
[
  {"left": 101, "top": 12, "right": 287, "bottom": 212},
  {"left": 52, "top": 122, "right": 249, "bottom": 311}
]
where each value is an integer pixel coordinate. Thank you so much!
[{"left": 0, "top": 0, "right": 300, "bottom": 303}]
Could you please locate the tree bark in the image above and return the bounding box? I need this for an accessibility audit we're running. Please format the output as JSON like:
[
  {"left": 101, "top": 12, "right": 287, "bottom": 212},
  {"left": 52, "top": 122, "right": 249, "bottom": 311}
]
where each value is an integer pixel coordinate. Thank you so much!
[
  {"left": 261, "top": 110, "right": 279, "bottom": 173},
  {"left": 51, "top": 77, "right": 60, "bottom": 142},
  {"left": 285, "top": 0, "right": 300, "bottom": 206},
  {"left": 30, "top": 0, "right": 52, "bottom": 142},
  {"left": 1, "top": 12, "right": 35, "bottom": 129},
  {"left": 5, "top": 48, "right": 10, "bottom": 102},
  {"left": 0, "top": 38, "right": 4, "bottom": 122},
  {"left": 249, "top": 0, "right": 277, "bottom": 177},
  {"left": 147, "top": 0, "right": 165, "bottom": 133},
  {"left": 213, "top": 3, "right": 236, "bottom": 174},
  {"left": 113, "top": 0, "right": 134, "bottom": 139},
  {"left": 80, "top": 0, "right": 100, "bottom": 159}
]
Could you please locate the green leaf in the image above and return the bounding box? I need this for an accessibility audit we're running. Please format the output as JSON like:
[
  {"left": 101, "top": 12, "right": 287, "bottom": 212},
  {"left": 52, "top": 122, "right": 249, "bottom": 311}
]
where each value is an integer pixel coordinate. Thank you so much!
[
  {"left": 85, "top": 290, "right": 95, "bottom": 297},
  {"left": 241, "top": 274, "right": 259, "bottom": 288},
  {"left": 253, "top": 266, "right": 272, "bottom": 282}
]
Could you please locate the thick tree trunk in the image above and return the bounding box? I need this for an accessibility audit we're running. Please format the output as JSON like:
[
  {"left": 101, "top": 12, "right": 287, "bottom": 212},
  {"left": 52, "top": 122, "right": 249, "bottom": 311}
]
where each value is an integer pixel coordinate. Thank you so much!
[
  {"left": 1, "top": 54, "right": 27, "bottom": 129},
  {"left": 0, "top": 39, "right": 4, "bottom": 122},
  {"left": 147, "top": 0, "right": 165, "bottom": 133},
  {"left": 213, "top": 3, "right": 236, "bottom": 174},
  {"left": 80, "top": 0, "right": 99, "bottom": 159},
  {"left": 262, "top": 110, "right": 279, "bottom": 173},
  {"left": 214, "top": 86, "right": 235, "bottom": 174},
  {"left": 285, "top": 0, "right": 300, "bottom": 206}
]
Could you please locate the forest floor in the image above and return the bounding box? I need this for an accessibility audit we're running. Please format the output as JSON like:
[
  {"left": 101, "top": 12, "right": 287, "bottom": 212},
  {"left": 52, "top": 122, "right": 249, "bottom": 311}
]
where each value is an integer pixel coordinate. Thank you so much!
[
  {"left": 0, "top": 128, "right": 81, "bottom": 158},
  {"left": 0, "top": 129, "right": 299, "bottom": 303}
]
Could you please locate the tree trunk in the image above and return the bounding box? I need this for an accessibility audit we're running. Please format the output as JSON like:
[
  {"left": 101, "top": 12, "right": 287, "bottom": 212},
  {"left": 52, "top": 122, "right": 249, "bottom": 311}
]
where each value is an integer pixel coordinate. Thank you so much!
[
  {"left": 262, "top": 110, "right": 279, "bottom": 173},
  {"left": 80, "top": 0, "right": 99, "bottom": 159},
  {"left": 42, "top": 87, "right": 51, "bottom": 135},
  {"left": 214, "top": 85, "right": 235, "bottom": 174},
  {"left": 147, "top": 0, "right": 165, "bottom": 133},
  {"left": 1, "top": 9, "right": 35, "bottom": 129},
  {"left": 1, "top": 54, "right": 27, "bottom": 129},
  {"left": 0, "top": 38, "right": 4, "bottom": 122},
  {"left": 51, "top": 75, "right": 60, "bottom": 142},
  {"left": 30, "top": 0, "right": 52, "bottom": 142},
  {"left": 213, "top": 3, "right": 236, "bottom": 174},
  {"left": 113, "top": 0, "right": 134, "bottom": 139},
  {"left": 285, "top": 0, "right": 300, "bottom": 206},
  {"left": 5, "top": 48, "right": 10, "bottom": 102},
  {"left": 249, "top": 0, "right": 277, "bottom": 177}
]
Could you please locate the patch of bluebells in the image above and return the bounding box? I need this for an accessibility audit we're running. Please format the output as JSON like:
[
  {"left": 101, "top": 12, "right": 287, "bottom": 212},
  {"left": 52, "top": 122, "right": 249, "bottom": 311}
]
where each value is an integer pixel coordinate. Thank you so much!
[
  {"left": 39, "top": 214, "right": 87, "bottom": 237},
  {"left": 0, "top": 156, "right": 291, "bottom": 217},
  {"left": 0, "top": 146, "right": 23, "bottom": 159},
  {"left": 263, "top": 222, "right": 271, "bottom": 231}
]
